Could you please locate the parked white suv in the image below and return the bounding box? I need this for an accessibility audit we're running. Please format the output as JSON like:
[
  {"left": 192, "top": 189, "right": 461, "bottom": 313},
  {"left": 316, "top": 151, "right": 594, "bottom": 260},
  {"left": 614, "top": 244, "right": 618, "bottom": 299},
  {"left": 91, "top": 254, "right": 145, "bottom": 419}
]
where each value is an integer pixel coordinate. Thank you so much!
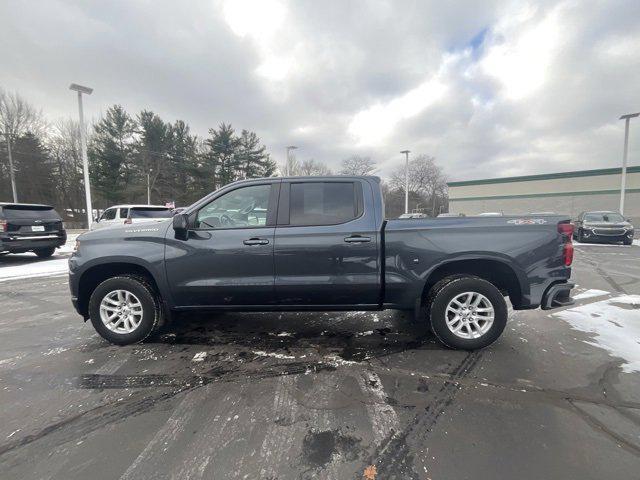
[{"left": 91, "top": 205, "right": 173, "bottom": 230}]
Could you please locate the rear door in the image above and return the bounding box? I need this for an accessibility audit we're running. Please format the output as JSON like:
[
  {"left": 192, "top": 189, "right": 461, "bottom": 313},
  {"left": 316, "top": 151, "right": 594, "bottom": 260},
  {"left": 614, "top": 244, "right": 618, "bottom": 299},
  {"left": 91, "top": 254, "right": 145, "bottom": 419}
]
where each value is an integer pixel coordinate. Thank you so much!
[
  {"left": 165, "top": 181, "right": 280, "bottom": 307},
  {"left": 273, "top": 179, "right": 380, "bottom": 306}
]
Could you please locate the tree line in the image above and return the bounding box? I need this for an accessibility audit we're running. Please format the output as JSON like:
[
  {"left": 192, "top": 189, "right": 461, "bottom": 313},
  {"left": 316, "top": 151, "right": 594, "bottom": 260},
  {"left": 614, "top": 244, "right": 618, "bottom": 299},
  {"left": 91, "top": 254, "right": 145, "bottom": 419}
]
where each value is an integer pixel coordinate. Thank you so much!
[{"left": 1, "top": 87, "right": 447, "bottom": 225}]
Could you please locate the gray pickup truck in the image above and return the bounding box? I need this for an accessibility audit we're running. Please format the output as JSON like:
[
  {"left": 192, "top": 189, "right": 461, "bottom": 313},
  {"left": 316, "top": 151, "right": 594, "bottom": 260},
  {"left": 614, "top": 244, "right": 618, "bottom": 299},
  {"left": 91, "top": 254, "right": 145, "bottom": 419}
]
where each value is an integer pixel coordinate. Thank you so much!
[{"left": 69, "top": 176, "right": 574, "bottom": 350}]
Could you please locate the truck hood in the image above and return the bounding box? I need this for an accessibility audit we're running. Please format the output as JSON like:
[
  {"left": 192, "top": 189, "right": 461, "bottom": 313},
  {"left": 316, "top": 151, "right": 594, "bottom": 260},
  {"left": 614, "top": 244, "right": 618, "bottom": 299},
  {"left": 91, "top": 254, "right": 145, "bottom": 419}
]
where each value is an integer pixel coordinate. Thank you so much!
[
  {"left": 79, "top": 219, "right": 173, "bottom": 241},
  {"left": 583, "top": 222, "right": 633, "bottom": 229}
]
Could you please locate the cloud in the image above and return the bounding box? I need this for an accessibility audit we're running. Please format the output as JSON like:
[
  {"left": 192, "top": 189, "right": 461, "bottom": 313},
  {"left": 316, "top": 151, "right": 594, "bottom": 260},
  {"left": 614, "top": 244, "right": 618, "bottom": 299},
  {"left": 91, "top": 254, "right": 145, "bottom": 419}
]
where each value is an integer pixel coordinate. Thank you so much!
[{"left": 0, "top": 0, "right": 639, "bottom": 182}]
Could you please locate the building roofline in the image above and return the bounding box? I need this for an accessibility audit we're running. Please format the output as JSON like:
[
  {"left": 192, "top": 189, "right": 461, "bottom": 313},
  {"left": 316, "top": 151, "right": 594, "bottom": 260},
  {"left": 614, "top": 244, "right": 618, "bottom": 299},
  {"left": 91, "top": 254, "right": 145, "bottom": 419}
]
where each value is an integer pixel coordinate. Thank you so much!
[{"left": 447, "top": 165, "right": 640, "bottom": 187}]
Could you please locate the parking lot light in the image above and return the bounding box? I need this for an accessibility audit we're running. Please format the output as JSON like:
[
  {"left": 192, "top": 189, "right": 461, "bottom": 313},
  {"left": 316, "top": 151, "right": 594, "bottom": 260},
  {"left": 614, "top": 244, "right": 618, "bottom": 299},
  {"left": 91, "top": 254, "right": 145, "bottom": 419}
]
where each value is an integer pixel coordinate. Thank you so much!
[
  {"left": 69, "top": 83, "right": 94, "bottom": 229},
  {"left": 619, "top": 112, "right": 640, "bottom": 215}
]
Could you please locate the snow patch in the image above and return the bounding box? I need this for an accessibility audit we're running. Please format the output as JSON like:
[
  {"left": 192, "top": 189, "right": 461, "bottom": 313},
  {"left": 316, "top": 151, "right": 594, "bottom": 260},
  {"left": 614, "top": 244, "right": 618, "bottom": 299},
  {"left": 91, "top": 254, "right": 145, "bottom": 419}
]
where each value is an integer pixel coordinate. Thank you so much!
[
  {"left": 553, "top": 295, "right": 640, "bottom": 373},
  {"left": 192, "top": 352, "right": 207, "bottom": 362},
  {"left": 253, "top": 350, "right": 296, "bottom": 360},
  {"left": 573, "top": 289, "right": 609, "bottom": 300},
  {"left": 0, "top": 234, "right": 80, "bottom": 283}
]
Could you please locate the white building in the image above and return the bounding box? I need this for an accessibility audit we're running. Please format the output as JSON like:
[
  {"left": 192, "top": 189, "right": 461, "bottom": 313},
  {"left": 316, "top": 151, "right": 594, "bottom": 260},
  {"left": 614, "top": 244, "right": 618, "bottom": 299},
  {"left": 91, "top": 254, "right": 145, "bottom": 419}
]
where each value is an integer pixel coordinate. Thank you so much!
[{"left": 448, "top": 166, "right": 640, "bottom": 224}]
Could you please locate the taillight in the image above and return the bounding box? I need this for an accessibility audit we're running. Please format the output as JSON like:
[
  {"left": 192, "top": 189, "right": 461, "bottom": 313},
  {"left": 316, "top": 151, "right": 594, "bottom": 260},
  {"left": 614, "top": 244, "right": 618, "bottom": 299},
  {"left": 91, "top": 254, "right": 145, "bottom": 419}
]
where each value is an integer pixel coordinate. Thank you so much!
[
  {"left": 558, "top": 221, "right": 573, "bottom": 266},
  {"left": 124, "top": 218, "right": 132, "bottom": 224},
  {"left": 557, "top": 222, "right": 573, "bottom": 238},
  {"left": 0, "top": 220, "right": 6, "bottom": 232},
  {"left": 563, "top": 243, "right": 574, "bottom": 266}
]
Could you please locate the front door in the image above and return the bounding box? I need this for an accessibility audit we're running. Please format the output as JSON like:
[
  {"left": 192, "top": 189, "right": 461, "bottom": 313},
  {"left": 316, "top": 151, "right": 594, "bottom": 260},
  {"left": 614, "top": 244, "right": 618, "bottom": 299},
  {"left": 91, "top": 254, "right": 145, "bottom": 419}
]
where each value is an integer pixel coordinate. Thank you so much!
[
  {"left": 165, "top": 182, "right": 279, "bottom": 307},
  {"left": 274, "top": 180, "right": 380, "bottom": 306}
]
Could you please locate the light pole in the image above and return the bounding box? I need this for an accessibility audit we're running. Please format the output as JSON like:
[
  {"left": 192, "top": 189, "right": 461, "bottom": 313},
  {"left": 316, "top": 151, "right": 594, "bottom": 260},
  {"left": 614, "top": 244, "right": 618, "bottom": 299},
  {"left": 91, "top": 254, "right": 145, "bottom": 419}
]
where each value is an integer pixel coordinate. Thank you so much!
[
  {"left": 285, "top": 145, "right": 297, "bottom": 176},
  {"left": 619, "top": 112, "right": 639, "bottom": 215},
  {"left": 1, "top": 132, "right": 17, "bottom": 202},
  {"left": 401, "top": 150, "right": 410, "bottom": 214},
  {"left": 69, "top": 83, "right": 94, "bottom": 228},
  {"left": 147, "top": 168, "right": 153, "bottom": 204}
]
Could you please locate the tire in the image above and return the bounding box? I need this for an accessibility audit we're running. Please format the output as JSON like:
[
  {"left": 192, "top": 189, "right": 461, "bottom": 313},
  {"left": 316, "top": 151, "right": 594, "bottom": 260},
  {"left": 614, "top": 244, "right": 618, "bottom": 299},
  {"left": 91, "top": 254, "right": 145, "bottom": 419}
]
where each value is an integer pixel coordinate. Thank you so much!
[
  {"left": 624, "top": 237, "right": 633, "bottom": 246},
  {"left": 577, "top": 229, "right": 584, "bottom": 243},
  {"left": 35, "top": 247, "right": 55, "bottom": 258},
  {"left": 88, "top": 275, "right": 161, "bottom": 345},
  {"left": 426, "top": 275, "right": 508, "bottom": 350}
]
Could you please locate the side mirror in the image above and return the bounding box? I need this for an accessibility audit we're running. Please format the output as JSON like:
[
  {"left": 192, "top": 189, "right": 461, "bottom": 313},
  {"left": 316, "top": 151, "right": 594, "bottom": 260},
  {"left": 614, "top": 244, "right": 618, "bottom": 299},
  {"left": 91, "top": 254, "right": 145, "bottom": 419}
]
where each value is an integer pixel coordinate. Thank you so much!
[{"left": 173, "top": 213, "right": 189, "bottom": 238}]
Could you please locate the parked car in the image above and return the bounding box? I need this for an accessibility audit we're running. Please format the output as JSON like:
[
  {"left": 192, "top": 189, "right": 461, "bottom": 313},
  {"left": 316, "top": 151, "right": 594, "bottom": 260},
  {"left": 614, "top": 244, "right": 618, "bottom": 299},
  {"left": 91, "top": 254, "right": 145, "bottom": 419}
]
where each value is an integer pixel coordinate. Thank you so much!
[
  {"left": 573, "top": 211, "right": 634, "bottom": 245},
  {"left": 0, "top": 203, "right": 67, "bottom": 258},
  {"left": 437, "top": 213, "right": 465, "bottom": 217},
  {"left": 69, "top": 176, "right": 574, "bottom": 350},
  {"left": 477, "top": 212, "right": 503, "bottom": 217},
  {"left": 91, "top": 205, "right": 173, "bottom": 230},
  {"left": 398, "top": 213, "right": 428, "bottom": 219}
]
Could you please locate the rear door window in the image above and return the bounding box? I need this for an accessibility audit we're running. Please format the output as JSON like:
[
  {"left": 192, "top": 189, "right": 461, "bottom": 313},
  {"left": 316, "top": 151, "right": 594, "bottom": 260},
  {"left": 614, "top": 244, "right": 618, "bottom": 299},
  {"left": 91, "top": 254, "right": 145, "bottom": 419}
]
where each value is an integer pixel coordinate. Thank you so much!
[
  {"left": 130, "top": 208, "right": 173, "bottom": 219},
  {"left": 288, "top": 182, "right": 361, "bottom": 226},
  {"left": 119, "top": 208, "right": 129, "bottom": 219}
]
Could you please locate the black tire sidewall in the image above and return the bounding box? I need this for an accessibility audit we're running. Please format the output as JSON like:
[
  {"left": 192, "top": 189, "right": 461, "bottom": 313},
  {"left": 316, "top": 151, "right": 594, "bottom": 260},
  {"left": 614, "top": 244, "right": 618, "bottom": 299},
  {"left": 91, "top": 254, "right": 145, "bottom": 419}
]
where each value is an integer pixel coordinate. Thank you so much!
[
  {"left": 89, "top": 276, "right": 158, "bottom": 345},
  {"left": 35, "top": 247, "right": 55, "bottom": 258},
  {"left": 429, "top": 277, "right": 508, "bottom": 350}
]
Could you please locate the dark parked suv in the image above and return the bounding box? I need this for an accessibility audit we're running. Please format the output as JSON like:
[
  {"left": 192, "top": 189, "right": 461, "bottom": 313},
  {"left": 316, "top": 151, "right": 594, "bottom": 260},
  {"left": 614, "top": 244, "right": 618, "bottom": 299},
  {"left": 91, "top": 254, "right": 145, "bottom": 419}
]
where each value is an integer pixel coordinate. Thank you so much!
[
  {"left": 0, "top": 203, "right": 67, "bottom": 257},
  {"left": 573, "top": 211, "right": 634, "bottom": 245}
]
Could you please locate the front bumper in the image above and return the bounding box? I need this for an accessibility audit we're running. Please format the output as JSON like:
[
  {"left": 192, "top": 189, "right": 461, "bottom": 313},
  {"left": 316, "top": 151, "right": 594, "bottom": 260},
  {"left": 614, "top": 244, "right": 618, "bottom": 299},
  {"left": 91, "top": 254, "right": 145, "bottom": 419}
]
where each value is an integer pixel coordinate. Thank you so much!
[
  {"left": 0, "top": 232, "right": 67, "bottom": 252},
  {"left": 541, "top": 282, "right": 575, "bottom": 310},
  {"left": 580, "top": 229, "right": 634, "bottom": 243}
]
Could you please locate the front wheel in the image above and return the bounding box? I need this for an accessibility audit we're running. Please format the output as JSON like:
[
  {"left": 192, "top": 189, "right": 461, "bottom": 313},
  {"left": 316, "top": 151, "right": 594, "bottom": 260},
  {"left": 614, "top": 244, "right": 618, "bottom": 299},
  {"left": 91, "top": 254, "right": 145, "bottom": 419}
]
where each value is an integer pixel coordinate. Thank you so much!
[
  {"left": 34, "top": 247, "right": 55, "bottom": 258},
  {"left": 426, "top": 275, "right": 508, "bottom": 350},
  {"left": 88, "top": 275, "right": 161, "bottom": 345},
  {"left": 624, "top": 237, "right": 633, "bottom": 246}
]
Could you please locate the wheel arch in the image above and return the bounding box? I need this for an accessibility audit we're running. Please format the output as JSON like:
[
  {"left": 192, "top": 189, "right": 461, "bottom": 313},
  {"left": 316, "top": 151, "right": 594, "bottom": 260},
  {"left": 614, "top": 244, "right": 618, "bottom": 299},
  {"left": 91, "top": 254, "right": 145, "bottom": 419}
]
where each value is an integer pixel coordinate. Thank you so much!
[
  {"left": 420, "top": 256, "right": 526, "bottom": 308},
  {"left": 76, "top": 261, "right": 162, "bottom": 318}
]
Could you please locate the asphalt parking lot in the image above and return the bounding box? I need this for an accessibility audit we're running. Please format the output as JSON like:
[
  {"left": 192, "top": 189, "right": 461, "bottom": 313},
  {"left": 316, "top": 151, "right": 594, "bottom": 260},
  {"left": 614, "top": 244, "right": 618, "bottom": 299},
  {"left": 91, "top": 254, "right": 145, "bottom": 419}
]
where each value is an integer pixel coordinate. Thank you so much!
[{"left": 1, "top": 243, "right": 639, "bottom": 479}]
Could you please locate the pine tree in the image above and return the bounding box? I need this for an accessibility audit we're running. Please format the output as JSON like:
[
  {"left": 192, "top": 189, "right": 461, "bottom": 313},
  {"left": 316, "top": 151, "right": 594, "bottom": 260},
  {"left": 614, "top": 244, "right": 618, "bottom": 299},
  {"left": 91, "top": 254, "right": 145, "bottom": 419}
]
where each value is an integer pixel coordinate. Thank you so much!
[
  {"left": 203, "top": 123, "right": 240, "bottom": 187},
  {"left": 237, "top": 129, "right": 275, "bottom": 179},
  {"left": 136, "top": 110, "right": 170, "bottom": 204},
  {"left": 88, "top": 105, "right": 137, "bottom": 206},
  {"left": 12, "top": 133, "right": 57, "bottom": 205}
]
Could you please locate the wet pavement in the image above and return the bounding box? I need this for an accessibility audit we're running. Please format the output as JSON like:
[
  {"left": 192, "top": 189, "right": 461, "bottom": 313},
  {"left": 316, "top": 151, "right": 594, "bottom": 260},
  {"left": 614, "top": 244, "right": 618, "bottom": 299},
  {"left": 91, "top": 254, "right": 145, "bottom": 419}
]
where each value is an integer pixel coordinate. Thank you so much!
[{"left": 1, "top": 244, "right": 639, "bottom": 479}]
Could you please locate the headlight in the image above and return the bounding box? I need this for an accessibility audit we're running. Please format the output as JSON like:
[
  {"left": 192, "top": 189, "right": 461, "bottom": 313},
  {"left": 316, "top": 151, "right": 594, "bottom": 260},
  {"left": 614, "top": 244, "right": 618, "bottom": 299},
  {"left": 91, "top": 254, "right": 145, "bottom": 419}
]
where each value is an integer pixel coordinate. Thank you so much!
[
  {"left": 623, "top": 225, "right": 633, "bottom": 230},
  {"left": 73, "top": 240, "right": 80, "bottom": 253}
]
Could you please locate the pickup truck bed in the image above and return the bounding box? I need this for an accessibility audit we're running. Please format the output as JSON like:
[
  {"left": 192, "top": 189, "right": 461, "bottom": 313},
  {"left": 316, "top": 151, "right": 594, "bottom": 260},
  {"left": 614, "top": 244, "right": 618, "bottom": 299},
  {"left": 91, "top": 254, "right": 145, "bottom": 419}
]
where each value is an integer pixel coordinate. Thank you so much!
[{"left": 69, "top": 176, "right": 574, "bottom": 349}]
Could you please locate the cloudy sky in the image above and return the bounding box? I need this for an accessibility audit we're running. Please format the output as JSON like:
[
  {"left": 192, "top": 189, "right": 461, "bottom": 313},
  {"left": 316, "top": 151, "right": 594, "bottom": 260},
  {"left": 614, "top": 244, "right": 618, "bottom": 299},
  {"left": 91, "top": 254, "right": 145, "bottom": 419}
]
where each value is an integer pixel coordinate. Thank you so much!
[{"left": 1, "top": 0, "right": 639, "bottom": 180}]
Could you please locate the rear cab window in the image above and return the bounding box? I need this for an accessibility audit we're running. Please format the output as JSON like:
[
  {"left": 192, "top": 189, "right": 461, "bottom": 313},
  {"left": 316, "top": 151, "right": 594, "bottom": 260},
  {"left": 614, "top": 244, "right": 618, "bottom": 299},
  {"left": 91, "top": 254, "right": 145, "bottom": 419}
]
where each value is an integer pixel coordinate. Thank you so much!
[{"left": 129, "top": 207, "right": 173, "bottom": 219}]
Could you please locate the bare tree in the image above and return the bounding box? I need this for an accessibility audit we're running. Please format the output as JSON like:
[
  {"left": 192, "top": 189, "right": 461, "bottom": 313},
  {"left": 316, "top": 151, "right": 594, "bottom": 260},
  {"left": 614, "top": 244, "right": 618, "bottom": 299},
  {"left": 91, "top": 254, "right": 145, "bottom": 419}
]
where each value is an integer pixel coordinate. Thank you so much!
[
  {"left": 0, "top": 88, "right": 44, "bottom": 137},
  {"left": 0, "top": 89, "right": 46, "bottom": 201},
  {"left": 340, "top": 155, "right": 376, "bottom": 175},
  {"left": 279, "top": 157, "right": 333, "bottom": 176},
  {"left": 389, "top": 154, "right": 447, "bottom": 215},
  {"left": 47, "top": 119, "right": 85, "bottom": 218}
]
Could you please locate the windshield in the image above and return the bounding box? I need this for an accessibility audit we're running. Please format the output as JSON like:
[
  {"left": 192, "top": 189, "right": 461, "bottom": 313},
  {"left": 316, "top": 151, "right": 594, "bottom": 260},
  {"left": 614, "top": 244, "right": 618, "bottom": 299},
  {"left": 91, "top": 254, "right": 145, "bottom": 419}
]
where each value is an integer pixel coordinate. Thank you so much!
[
  {"left": 1, "top": 205, "right": 60, "bottom": 220},
  {"left": 129, "top": 208, "right": 173, "bottom": 219},
  {"left": 584, "top": 213, "right": 625, "bottom": 223}
]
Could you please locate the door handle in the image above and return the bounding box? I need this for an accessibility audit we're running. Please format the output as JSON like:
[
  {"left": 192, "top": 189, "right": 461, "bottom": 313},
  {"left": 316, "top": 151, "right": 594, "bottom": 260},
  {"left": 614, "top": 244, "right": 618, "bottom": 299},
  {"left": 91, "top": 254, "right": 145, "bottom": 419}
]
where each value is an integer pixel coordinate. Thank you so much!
[
  {"left": 243, "top": 238, "right": 269, "bottom": 246},
  {"left": 344, "top": 235, "right": 371, "bottom": 243}
]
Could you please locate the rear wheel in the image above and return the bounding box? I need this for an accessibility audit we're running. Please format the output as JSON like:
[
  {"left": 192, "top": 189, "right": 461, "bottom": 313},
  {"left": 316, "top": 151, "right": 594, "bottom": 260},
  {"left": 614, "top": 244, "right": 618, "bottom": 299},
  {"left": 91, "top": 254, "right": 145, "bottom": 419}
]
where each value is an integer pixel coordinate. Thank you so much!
[
  {"left": 34, "top": 247, "right": 55, "bottom": 258},
  {"left": 89, "top": 275, "right": 161, "bottom": 345},
  {"left": 426, "top": 275, "right": 508, "bottom": 350}
]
